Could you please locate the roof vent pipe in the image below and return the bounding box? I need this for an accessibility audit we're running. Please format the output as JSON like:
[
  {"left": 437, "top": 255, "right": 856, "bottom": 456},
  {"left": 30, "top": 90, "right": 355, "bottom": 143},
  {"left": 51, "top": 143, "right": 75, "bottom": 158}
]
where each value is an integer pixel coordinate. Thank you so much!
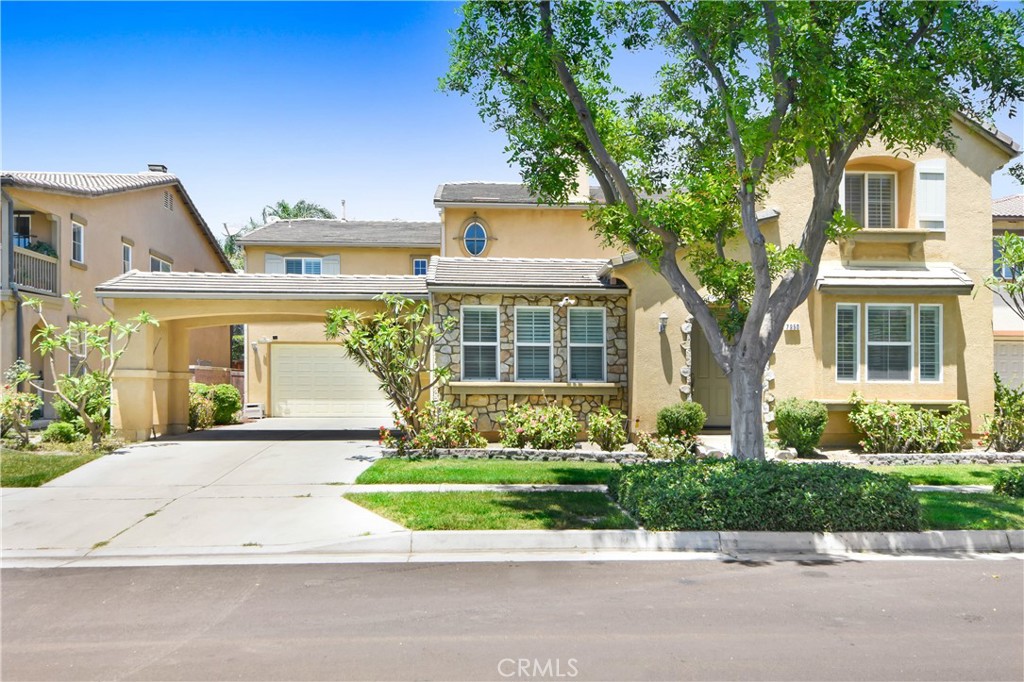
[{"left": 341, "top": 199, "right": 346, "bottom": 221}]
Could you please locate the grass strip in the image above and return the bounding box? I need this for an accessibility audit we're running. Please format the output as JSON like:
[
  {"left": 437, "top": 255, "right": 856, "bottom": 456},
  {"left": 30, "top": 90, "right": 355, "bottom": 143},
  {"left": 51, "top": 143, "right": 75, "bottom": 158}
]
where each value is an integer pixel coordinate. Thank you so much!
[
  {"left": 1, "top": 450, "right": 102, "bottom": 487},
  {"left": 868, "top": 464, "right": 1021, "bottom": 487},
  {"left": 916, "top": 492, "right": 1024, "bottom": 530},
  {"left": 355, "top": 458, "right": 618, "bottom": 485}
]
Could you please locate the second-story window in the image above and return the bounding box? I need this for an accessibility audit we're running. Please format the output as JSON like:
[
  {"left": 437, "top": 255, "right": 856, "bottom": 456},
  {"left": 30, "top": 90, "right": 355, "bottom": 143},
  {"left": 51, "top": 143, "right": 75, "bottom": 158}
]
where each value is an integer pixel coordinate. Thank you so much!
[
  {"left": 284, "top": 257, "right": 322, "bottom": 275},
  {"left": 844, "top": 172, "right": 895, "bottom": 229},
  {"left": 14, "top": 213, "right": 31, "bottom": 248},
  {"left": 150, "top": 255, "right": 172, "bottom": 272},
  {"left": 122, "top": 242, "right": 133, "bottom": 273},
  {"left": 413, "top": 258, "right": 428, "bottom": 276},
  {"left": 464, "top": 222, "right": 487, "bottom": 256},
  {"left": 71, "top": 222, "right": 85, "bottom": 263}
]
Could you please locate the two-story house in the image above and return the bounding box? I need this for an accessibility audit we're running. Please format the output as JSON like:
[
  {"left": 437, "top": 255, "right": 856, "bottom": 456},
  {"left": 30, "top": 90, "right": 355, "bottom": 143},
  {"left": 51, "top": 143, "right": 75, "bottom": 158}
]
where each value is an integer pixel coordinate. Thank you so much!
[
  {"left": 97, "top": 117, "right": 1019, "bottom": 444},
  {"left": 1, "top": 165, "right": 232, "bottom": 416},
  {"left": 993, "top": 194, "right": 1024, "bottom": 388}
]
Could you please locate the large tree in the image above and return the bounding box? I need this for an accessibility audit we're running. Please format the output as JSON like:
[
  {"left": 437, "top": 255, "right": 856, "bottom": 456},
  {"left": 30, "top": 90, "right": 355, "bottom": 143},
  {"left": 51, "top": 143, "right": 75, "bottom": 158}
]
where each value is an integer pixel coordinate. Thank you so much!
[
  {"left": 443, "top": 0, "right": 1024, "bottom": 459},
  {"left": 221, "top": 200, "right": 339, "bottom": 271}
]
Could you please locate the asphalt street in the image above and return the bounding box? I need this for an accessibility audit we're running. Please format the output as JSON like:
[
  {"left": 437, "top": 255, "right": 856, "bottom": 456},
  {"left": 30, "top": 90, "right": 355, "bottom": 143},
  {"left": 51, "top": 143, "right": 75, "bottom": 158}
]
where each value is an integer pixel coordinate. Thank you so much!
[{"left": 2, "top": 559, "right": 1021, "bottom": 681}]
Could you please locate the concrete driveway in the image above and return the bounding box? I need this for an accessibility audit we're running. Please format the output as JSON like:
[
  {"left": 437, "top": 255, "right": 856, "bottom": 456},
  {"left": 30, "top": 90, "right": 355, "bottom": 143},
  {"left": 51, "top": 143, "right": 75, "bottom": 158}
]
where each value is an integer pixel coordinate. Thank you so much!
[{"left": 1, "top": 419, "right": 404, "bottom": 561}]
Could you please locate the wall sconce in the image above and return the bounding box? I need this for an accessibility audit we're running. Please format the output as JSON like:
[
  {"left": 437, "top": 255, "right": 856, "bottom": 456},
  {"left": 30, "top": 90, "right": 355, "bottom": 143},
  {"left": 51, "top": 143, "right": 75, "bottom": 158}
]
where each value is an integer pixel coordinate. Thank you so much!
[{"left": 658, "top": 312, "right": 669, "bottom": 333}]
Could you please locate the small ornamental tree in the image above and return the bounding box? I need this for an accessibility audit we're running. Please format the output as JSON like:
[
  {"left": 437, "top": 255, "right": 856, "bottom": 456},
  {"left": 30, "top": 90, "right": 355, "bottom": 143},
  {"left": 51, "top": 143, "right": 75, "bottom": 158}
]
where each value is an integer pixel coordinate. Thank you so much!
[
  {"left": 1, "top": 360, "right": 42, "bottom": 447},
  {"left": 985, "top": 232, "right": 1024, "bottom": 322},
  {"left": 325, "top": 294, "right": 456, "bottom": 434},
  {"left": 22, "top": 292, "right": 157, "bottom": 449},
  {"left": 443, "top": 1, "right": 1024, "bottom": 458}
]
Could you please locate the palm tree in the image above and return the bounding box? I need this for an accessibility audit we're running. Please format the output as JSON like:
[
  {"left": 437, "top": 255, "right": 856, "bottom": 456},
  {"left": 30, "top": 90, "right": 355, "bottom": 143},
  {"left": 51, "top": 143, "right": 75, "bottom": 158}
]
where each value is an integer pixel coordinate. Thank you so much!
[{"left": 262, "top": 199, "right": 336, "bottom": 222}]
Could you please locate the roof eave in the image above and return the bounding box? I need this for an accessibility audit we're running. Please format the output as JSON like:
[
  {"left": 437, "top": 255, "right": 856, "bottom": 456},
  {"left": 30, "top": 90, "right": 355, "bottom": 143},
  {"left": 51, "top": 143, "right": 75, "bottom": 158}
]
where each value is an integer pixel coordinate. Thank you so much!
[
  {"left": 815, "top": 283, "right": 974, "bottom": 296},
  {"left": 433, "top": 201, "right": 594, "bottom": 210},
  {"left": 427, "top": 285, "right": 627, "bottom": 294},
  {"left": 237, "top": 240, "right": 441, "bottom": 249}
]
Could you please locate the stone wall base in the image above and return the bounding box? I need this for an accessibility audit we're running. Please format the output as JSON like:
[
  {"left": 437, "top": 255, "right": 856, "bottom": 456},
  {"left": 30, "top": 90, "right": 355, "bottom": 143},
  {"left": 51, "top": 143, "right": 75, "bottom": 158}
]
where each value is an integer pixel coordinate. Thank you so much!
[{"left": 862, "top": 452, "right": 1024, "bottom": 465}]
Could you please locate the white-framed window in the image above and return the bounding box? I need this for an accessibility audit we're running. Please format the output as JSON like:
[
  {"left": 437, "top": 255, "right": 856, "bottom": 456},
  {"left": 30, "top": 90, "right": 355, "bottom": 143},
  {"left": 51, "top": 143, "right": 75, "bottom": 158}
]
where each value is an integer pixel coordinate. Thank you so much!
[
  {"left": 515, "top": 307, "right": 553, "bottom": 381},
  {"left": 918, "top": 304, "right": 942, "bottom": 382},
  {"left": 413, "top": 258, "right": 428, "bottom": 276},
  {"left": 915, "top": 159, "right": 946, "bottom": 230},
  {"left": 835, "top": 303, "right": 860, "bottom": 382},
  {"left": 843, "top": 171, "right": 896, "bottom": 229},
  {"left": 461, "top": 306, "right": 499, "bottom": 381},
  {"left": 71, "top": 221, "right": 85, "bottom": 263},
  {"left": 463, "top": 222, "right": 488, "bottom": 256},
  {"left": 150, "top": 255, "right": 172, "bottom": 272},
  {"left": 284, "top": 257, "right": 322, "bottom": 275},
  {"left": 568, "top": 307, "right": 606, "bottom": 382},
  {"left": 14, "top": 213, "right": 31, "bottom": 248},
  {"left": 866, "top": 304, "right": 913, "bottom": 382},
  {"left": 122, "top": 242, "right": 133, "bottom": 273}
]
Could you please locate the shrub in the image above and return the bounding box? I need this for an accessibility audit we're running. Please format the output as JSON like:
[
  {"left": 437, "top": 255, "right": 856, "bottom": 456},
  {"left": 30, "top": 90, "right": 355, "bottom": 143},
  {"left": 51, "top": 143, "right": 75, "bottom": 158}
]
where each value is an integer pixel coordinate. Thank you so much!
[
  {"left": 192, "top": 383, "right": 241, "bottom": 425},
  {"left": 634, "top": 432, "right": 696, "bottom": 459},
  {"left": 41, "top": 421, "right": 81, "bottom": 444},
  {"left": 382, "top": 402, "right": 487, "bottom": 454},
  {"left": 2, "top": 361, "right": 43, "bottom": 448},
  {"left": 608, "top": 458, "right": 921, "bottom": 532},
  {"left": 993, "top": 468, "right": 1024, "bottom": 498},
  {"left": 981, "top": 374, "right": 1024, "bottom": 452},
  {"left": 656, "top": 401, "right": 706, "bottom": 440},
  {"left": 588, "top": 405, "right": 627, "bottom": 452},
  {"left": 848, "top": 393, "right": 969, "bottom": 453},
  {"left": 188, "top": 392, "right": 215, "bottom": 431},
  {"left": 774, "top": 398, "right": 828, "bottom": 456},
  {"left": 499, "top": 402, "right": 579, "bottom": 450}
]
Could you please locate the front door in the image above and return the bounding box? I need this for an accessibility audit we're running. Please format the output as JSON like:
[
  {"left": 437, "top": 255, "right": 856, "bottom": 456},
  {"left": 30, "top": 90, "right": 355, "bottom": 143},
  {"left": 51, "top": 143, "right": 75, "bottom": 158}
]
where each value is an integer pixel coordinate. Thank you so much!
[{"left": 691, "top": 325, "right": 731, "bottom": 428}]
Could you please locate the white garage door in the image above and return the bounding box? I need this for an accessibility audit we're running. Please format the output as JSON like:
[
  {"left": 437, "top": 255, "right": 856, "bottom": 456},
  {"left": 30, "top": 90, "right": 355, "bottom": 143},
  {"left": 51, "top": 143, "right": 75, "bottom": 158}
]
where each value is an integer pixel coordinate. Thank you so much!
[
  {"left": 995, "top": 340, "right": 1024, "bottom": 390},
  {"left": 270, "top": 344, "right": 392, "bottom": 418}
]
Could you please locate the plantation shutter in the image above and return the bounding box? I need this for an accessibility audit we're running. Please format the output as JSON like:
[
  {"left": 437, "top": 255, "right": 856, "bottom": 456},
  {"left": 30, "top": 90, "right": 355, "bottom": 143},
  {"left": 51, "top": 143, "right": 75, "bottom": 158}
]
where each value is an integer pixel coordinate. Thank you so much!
[
  {"left": 919, "top": 305, "right": 942, "bottom": 382},
  {"left": 322, "top": 255, "right": 341, "bottom": 275},
  {"left": 916, "top": 159, "right": 946, "bottom": 231},
  {"left": 265, "top": 254, "right": 285, "bottom": 274},
  {"left": 569, "top": 308, "right": 606, "bottom": 382},
  {"left": 866, "top": 174, "right": 895, "bottom": 228},
  {"left": 462, "top": 308, "right": 498, "bottom": 381},
  {"left": 516, "top": 308, "right": 552, "bottom": 381},
  {"left": 844, "top": 173, "right": 865, "bottom": 228},
  {"left": 867, "top": 305, "right": 912, "bottom": 381},
  {"left": 835, "top": 304, "right": 859, "bottom": 381}
]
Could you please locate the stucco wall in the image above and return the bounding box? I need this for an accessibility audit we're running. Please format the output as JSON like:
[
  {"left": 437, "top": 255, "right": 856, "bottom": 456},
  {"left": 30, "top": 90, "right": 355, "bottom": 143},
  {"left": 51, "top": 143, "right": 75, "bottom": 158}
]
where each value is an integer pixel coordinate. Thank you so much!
[
  {"left": 441, "top": 207, "right": 621, "bottom": 259},
  {"left": 244, "top": 244, "right": 439, "bottom": 275}
]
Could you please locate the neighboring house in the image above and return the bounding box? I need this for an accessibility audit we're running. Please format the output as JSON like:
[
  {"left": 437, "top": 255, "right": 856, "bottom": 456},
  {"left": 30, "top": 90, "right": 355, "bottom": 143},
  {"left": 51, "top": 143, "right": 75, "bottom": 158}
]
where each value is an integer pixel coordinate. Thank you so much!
[
  {"left": 1, "top": 165, "right": 233, "bottom": 416},
  {"left": 97, "top": 118, "right": 1019, "bottom": 445},
  {"left": 993, "top": 194, "right": 1024, "bottom": 388}
]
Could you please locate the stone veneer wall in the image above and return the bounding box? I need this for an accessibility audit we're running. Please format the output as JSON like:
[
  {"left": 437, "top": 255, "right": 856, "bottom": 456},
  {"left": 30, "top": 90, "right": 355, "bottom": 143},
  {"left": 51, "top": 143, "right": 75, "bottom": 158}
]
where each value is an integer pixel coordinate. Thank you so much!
[{"left": 434, "top": 292, "right": 629, "bottom": 432}]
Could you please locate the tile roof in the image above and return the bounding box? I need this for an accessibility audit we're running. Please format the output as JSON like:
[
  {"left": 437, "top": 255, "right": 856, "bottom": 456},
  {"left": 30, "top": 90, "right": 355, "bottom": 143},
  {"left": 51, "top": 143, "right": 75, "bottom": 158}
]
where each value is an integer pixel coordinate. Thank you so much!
[
  {"left": 96, "top": 271, "right": 427, "bottom": 299},
  {"left": 993, "top": 194, "right": 1024, "bottom": 219},
  {"left": 237, "top": 219, "right": 441, "bottom": 247},
  {"left": 427, "top": 257, "right": 624, "bottom": 291},
  {"left": 434, "top": 182, "right": 606, "bottom": 206},
  {"left": 1, "top": 171, "right": 179, "bottom": 196},
  {"left": 815, "top": 262, "right": 973, "bottom": 295}
]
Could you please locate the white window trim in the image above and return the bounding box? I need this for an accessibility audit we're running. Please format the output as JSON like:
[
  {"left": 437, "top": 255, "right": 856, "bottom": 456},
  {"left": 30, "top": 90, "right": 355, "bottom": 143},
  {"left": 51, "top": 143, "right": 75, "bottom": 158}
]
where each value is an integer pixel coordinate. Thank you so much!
[
  {"left": 284, "top": 256, "right": 323, "bottom": 275},
  {"left": 463, "top": 222, "right": 488, "bottom": 257},
  {"left": 413, "top": 258, "right": 428, "bottom": 276},
  {"left": 918, "top": 304, "right": 943, "bottom": 383},
  {"left": 865, "top": 303, "right": 914, "bottom": 384},
  {"left": 150, "top": 255, "right": 172, "bottom": 272},
  {"left": 514, "top": 306, "right": 554, "bottom": 382},
  {"left": 916, "top": 159, "right": 946, "bottom": 231},
  {"left": 460, "top": 305, "right": 500, "bottom": 382},
  {"left": 71, "top": 221, "right": 85, "bottom": 263},
  {"left": 835, "top": 303, "right": 860, "bottom": 383},
  {"left": 122, "top": 242, "right": 133, "bottom": 273},
  {"left": 844, "top": 170, "right": 898, "bottom": 229},
  {"left": 568, "top": 307, "right": 607, "bottom": 383}
]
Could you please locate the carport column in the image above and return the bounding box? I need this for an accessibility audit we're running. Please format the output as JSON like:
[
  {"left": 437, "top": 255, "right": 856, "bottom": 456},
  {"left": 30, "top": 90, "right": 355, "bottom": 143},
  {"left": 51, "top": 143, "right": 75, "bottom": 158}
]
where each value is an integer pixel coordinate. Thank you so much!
[
  {"left": 111, "top": 322, "right": 159, "bottom": 441},
  {"left": 151, "top": 321, "right": 191, "bottom": 436}
]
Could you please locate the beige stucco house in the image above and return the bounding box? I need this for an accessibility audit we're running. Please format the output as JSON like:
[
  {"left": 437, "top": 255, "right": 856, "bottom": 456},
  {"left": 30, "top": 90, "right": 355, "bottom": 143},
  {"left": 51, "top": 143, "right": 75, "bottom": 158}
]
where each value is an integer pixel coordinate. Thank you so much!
[
  {"left": 993, "top": 194, "right": 1024, "bottom": 388},
  {"left": 96, "top": 118, "right": 1019, "bottom": 445},
  {"left": 1, "top": 165, "right": 233, "bottom": 416}
]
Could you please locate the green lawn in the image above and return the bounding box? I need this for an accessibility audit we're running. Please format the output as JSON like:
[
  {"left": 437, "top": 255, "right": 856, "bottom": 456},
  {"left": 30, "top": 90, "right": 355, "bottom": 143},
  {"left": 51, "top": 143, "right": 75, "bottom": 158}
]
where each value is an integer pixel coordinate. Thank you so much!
[
  {"left": 868, "top": 464, "right": 1021, "bottom": 486},
  {"left": 355, "top": 458, "right": 619, "bottom": 485},
  {"left": 345, "top": 491, "right": 636, "bottom": 530},
  {"left": 916, "top": 492, "right": 1024, "bottom": 530},
  {"left": 1, "top": 450, "right": 102, "bottom": 487}
]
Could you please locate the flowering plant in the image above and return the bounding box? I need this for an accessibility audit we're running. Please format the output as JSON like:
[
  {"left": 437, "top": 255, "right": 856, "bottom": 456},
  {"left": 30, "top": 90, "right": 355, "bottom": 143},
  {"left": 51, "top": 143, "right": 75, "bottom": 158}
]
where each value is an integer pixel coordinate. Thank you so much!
[
  {"left": 498, "top": 401, "right": 579, "bottom": 450},
  {"left": 380, "top": 402, "right": 486, "bottom": 455}
]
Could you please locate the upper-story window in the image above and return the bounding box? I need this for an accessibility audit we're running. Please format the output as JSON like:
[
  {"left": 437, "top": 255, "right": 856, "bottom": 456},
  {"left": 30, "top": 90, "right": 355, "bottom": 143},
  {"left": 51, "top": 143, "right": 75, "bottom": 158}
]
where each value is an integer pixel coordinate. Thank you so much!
[
  {"left": 844, "top": 172, "right": 895, "bottom": 229},
  {"left": 285, "top": 257, "right": 322, "bottom": 275},
  {"left": 122, "top": 242, "right": 133, "bottom": 273},
  {"left": 14, "top": 213, "right": 31, "bottom": 248},
  {"left": 915, "top": 159, "right": 946, "bottom": 231},
  {"left": 150, "top": 255, "right": 172, "bottom": 272},
  {"left": 71, "top": 221, "right": 85, "bottom": 263},
  {"left": 413, "top": 258, "right": 428, "bottom": 276},
  {"left": 464, "top": 222, "right": 487, "bottom": 256}
]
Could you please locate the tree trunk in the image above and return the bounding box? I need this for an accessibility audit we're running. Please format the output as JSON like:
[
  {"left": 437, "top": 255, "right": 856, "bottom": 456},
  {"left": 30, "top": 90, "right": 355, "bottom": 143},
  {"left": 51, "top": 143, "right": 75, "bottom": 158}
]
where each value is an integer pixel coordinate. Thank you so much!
[{"left": 729, "top": 364, "right": 765, "bottom": 460}]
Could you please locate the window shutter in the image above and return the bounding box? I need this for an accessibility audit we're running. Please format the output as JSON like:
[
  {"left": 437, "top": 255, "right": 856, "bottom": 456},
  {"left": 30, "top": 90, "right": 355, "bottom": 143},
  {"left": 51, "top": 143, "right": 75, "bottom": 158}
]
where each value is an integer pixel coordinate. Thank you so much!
[
  {"left": 836, "top": 304, "right": 859, "bottom": 381},
  {"left": 919, "top": 305, "right": 942, "bottom": 381},
  {"left": 322, "top": 255, "right": 341, "bottom": 275},
  {"left": 265, "top": 254, "right": 284, "bottom": 274},
  {"left": 844, "top": 173, "right": 866, "bottom": 228},
  {"left": 916, "top": 159, "right": 946, "bottom": 230}
]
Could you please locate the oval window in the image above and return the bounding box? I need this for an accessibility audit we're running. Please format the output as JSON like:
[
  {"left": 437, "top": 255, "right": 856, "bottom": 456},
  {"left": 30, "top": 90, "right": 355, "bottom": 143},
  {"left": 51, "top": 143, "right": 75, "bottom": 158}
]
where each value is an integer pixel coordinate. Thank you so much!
[{"left": 464, "top": 222, "right": 487, "bottom": 256}]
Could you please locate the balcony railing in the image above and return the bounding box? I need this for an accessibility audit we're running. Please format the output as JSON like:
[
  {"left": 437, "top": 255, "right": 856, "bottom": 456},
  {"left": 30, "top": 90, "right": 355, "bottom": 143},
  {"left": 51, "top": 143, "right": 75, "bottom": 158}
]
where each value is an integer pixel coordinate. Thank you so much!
[{"left": 13, "top": 246, "right": 58, "bottom": 295}]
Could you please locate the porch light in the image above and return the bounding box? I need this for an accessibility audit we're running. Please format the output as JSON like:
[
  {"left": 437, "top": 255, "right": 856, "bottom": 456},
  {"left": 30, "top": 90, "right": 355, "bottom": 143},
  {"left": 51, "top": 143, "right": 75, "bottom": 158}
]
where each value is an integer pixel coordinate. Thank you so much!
[{"left": 658, "top": 312, "right": 669, "bottom": 333}]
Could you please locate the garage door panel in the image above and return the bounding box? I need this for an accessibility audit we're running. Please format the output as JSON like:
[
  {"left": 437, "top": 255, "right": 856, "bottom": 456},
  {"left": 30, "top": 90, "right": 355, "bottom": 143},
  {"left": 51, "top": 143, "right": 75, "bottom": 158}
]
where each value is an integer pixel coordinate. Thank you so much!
[
  {"left": 271, "top": 344, "right": 392, "bottom": 418},
  {"left": 995, "top": 340, "right": 1024, "bottom": 390}
]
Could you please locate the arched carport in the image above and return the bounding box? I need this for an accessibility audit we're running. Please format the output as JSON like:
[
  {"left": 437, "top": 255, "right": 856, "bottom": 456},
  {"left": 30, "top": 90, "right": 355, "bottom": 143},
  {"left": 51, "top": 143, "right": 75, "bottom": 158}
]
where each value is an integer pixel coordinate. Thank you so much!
[{"left": 96, "top": 271, "right": 426, "bottom": 440}]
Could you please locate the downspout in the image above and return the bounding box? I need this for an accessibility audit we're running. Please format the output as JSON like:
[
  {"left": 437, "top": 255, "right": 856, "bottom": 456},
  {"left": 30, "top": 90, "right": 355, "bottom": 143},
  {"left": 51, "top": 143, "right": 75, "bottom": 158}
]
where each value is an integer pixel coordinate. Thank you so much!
[{"left": 3, "top": 190, "right": 25, "bottom": 363}]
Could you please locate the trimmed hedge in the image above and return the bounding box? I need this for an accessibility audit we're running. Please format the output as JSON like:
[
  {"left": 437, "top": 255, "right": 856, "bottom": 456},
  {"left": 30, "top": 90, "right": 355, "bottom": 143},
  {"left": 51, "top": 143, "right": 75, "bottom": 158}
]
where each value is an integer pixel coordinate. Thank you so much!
[
  {"left": 191, "top": 383, "right": 241, "bottom": 425},
  {"left": 656, "top": 401, "right": 706, "bottom": 439},
  {"left": 41, "top": 421, "right": 81, "bottom": 444},
  {"left": 608, "top": 458, "right": 921, "bottom": 532},
  {"left": 774, "top": 398, "right": 828, "bottom": 456},
  {"left": 993, "top": 468, "right": 1024, "bottom": 498}
]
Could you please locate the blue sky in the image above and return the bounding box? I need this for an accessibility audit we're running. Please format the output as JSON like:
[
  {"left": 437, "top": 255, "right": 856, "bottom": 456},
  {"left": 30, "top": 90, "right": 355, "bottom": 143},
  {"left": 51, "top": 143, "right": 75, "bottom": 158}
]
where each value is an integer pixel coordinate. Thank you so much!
[{"left": 2, "top": 1, "right": 1022, "bottom": 236}]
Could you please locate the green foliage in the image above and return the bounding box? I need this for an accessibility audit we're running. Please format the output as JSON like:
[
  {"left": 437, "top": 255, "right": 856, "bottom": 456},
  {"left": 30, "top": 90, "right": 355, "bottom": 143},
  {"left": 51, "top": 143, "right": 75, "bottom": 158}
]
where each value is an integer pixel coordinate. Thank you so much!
[
  {"left": 262, "top": 199, "right": 336, "bottom": 222},
  {"left": 1, "top": 360, "right": 42, "bottom": 447},
  {"left": 499, "top": 402, "right": 580, "bottom": 450},
  {"left": 993, "top": 468, "right": 1024, "bottom": 498},
  {"left": 188, "top": 388, "right": 215, "bottom": 432},
  {"left": 656, "top": 401, "right": 707, "bottom": 439},
  {"left": 41, "top": 421, "right": 81, "bottom": 444},
  {"left": 587, "top": 404, "right": 627, "bottom": 452},
  {"left": 849, "top": 393, "right": 969, "bottom": 454},
  {"left": 774, "top": 398, "right": 829, "bottom": 456},
  {"left": 326, "top": 294, "right": 455, "bottom": 435},
  {"left": 25, "top": 241, "right": 57, "bottom": 258},
  {"left": 192, "top": 383, "right": 241, "bottom": 425},
  {"left": 985, "top": 232, "right": 1024, "bottom": 322},
  {"left": 381, "top": 402, "right": 487, "bottom": 454},
  {"left": 981, "top": 374, "right": 1024, "bottom": 452},
  {"left": 608, "top": 459, "right": 921, "bottom": 532},
  {"left": 633, "top": 432, "right": 697, "bottom": 460},
  {"left": 230, "top": 328, "right": 245, "bottom": 364}
]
